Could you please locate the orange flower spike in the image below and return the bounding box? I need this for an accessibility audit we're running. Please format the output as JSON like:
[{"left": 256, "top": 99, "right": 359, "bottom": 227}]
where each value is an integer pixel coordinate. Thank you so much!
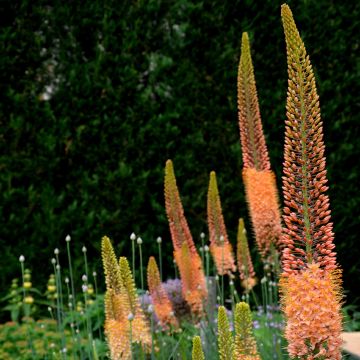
[
  {"left": 238, "top": 33, "right": 282, "bottom": 261},
  {"left": 147, "top": 256, "right": 178, "bottom": 328},
  {"left": 207, "top": 171, "right": 236, "bottom": 275},
  {"left": 238, "top": 32, "right": 270, "bottom": 171},
  {"left": 102, "top": 238, "right": 151, "bottom": 359},
  {"left": 164, "top": 159, "right": 196, "bottom": 253},
  {"left": 281, "top": 4, "right": 336, "bottom": 274},
  {"left": 280, "top": 5, "right": 343, "bottom": 359},
  {"left": 237, "top": 219, "right": 257, "bottom": 291},
  {"left": 164, "top": 160, "right": 207, "bottom": 314},
  {"left": 279, "top": 264, "right": 343, "bottom": 359}
]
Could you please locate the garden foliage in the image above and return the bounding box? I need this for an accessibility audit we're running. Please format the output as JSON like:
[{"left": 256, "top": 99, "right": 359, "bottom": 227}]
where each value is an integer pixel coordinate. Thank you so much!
[{"left": 0, "top": 0, "right": 359, "bottom": 309}]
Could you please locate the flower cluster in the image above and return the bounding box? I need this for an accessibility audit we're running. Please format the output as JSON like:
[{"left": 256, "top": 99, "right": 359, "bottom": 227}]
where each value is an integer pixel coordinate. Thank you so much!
[{"left": 101, "top": 236, "right": 151, "bottom": 359}]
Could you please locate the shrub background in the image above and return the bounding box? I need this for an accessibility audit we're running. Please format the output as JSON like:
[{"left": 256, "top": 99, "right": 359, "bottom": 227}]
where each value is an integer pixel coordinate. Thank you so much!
[{"left": 1, "top": 0, "right": 359, "bottom": 312}]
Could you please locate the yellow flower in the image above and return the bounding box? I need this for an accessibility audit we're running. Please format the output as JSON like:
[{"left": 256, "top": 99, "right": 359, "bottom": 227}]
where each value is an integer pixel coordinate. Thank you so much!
[
  {"left": 23, "top": 281, "right": 32, "bottom": 289},
  {"left": 47, "top": 285, "right": 56, "bottom": 292},
  {"left": 24, "top": 296, "right": 34, "bottom": 304},
  {"left": 192, "top": 336, "right": 205, "bottom": 360}
]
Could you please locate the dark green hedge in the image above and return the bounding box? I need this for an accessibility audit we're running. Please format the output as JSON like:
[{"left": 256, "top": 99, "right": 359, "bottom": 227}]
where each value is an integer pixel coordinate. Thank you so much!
[{"left": 1, "top": 0, "right": 359, "bottom": 309}]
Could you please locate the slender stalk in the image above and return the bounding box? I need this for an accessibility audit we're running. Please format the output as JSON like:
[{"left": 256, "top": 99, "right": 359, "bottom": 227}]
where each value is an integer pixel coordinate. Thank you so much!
[
  {"left": 250, "top": 288, "right": 260, "bottom": 308},
  {"left": 221, "top": 237, "right": 224, "bottom": 305},
  {"left": 93, "top": 271, "right": 102, "bottom": 341},
  {"left": 157, "top": 237, "right": 163, "bottom": 282},
  {"left": 205, "top": 246, "right": 210, "bottom": 288},
  {"left": 150, "top": 314, "right": 155, "bottom": 360},
  {"left": 129, "top": 319, "right": 133, "bottom": 360},
  {"left": 82, "top": 246, "right": 89, "bottom": 279},
  {"left": 65, "top": 279, "right": 77, "bottom": 351},
  {"left": 261, "top": 276, "right": 268, "bottom": 313},
  {"left": 200, "top": 233, "right": 205, "bottom": 266},
  {"left": 82, "top": 285, "right": 93, "bottom": 360},
  {"left": 66, "top": 238, "right": 76, "bottom": 311},
  {"left": 65, "top": 236, "right": 84, "bottom": 359},
  {"left": 174, "top": 259, "right": 178, "bottom": 279},
  {"left": 19, "top": 257, "right": 36, "bottom": 359},
  {"left": 230, "top": 280, "right": 235, "bottom": 325},
  {"left": 130, "top": 233, "right": 136, "bottom": 280},
  {"left": 54, "top": 251, "right": 65, "bottom": 348},
  {"left": 52, "top": 261, "right": 61, "bottom": 331},
  {"left": 137, "top": 238, "right": 144, "bottom": 290}
]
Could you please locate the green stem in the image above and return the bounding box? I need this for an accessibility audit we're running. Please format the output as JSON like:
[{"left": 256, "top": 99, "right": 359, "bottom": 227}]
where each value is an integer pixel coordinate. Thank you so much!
[
  {"left": 139, "top": 243, "right": 144, "bottom": 290},
  {"left": 132, "top": 240, "right": 136, "bottom": 280},
  {"left": 83, "top": 289, "right": 93, "bottom": 359},
  {"left": 93, "top": 272, "right": 102, "bottom": 341},
  {"left": 158, "top": 242, "right": 163, "bottom": 282},
  {"left": 174, "top": 259, "right": 178, "bottom": 279},
  {"left": 20, "top": 261, "right": 36, "bottom": 359},
  {"left": 297, "top": 60, "right": 312, "bottom": 261},
  {"left": 129, "top": 321, "right": 133, "bottom": 360}
]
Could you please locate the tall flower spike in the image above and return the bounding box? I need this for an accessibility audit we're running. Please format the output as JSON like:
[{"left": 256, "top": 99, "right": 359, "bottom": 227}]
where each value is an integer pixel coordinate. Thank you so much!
[
  {"left": 165, "top": 160, "right": 207, "bottom": 314},
  {"left": 281, "top": 4, "right": 336, "bottom": 274},
  {"left": 280, "top": 5, "right": 343, "bottom": 359},
  {"left": 192, "top": 336, "right": 205, "bottom": 360},
  {"left": 217, "top": 306, "right": 234, "bottom": 360},
  {"left": 238, "top": 32, "right": 270, "bottom": 171},
  {"left": 236, "top": 219, "right": 257, "bottom": 292},
  {"left": 238, "top": 33, "right": 282, "bottom": 261},
  {"left": 207, "top": 171, "right": 236, "bottom": 275},
  {"left": 101, "top": 237, "right": 151, "bottom": 359},
  {"left": 164, "top": 159, "right": 195, "bottom": 252},
  {"left": 102, "top": 236, "right": 122, "bottom": 293},
  {"left": 147, "top": 256, "right": 178, "bottom": 328},
  {"left": 233, "top": 302, "right": 260, "bottom": 359}
]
